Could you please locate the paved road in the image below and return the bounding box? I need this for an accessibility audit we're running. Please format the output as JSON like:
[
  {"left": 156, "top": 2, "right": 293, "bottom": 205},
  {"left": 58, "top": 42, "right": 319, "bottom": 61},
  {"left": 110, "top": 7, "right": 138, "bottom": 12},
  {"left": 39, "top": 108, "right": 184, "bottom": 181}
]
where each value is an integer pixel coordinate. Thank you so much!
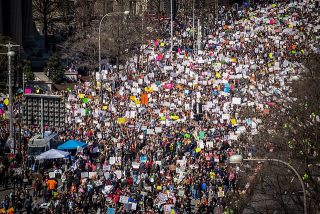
[
  {"left": 0, "top": 183, "right": 46, "bottom": 212},
  {"left": 0, "top": 184, "right": 34, "bottom": 200}
]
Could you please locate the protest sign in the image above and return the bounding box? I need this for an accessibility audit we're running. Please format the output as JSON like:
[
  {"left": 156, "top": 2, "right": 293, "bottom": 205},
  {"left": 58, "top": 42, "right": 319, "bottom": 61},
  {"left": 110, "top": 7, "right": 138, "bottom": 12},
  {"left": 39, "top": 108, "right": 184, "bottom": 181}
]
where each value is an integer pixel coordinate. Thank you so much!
[
  {"left": 140, "top": 155, "right": 147, "bottom": 163},
  {"left": 131, "top": 202, "right": 137, "bottom": 210},
  {"left": 132, "top": 162, "right": 140, "bottom": 169},
  {"left": 81, "top": 172, "right": 89, "bottom": 178},
  {"left": 119, "top": 195, "right": 129, "bottom": 204},
  {"left": 164, "top": 204, "right": 174, "bottom": 214},
  {"left": 89, "top": 172, "right": 97, "bottom": 179},
  {"left": 104, "top": 172, "right": 110, "bottom": 179},
  {"left": 49, "top": 172, "right": 55, "bottom": 179},
  {"left": 107, "top": 208, "right": 115, "bottom": 214},
  {"left": 155, "top": 127, "right": 162, "bottom": 133},
  {"left": 115, "top": 170, "right": 122, "bottom": 179},
  {"left": 232, "top": 97, "right": 241, "bottom": 105},
  {"left": 109, "top": 157, "right": 116, "bottom": 165},
  {"left": 147, "top": 129, "right": 154, "bottom": 135}
]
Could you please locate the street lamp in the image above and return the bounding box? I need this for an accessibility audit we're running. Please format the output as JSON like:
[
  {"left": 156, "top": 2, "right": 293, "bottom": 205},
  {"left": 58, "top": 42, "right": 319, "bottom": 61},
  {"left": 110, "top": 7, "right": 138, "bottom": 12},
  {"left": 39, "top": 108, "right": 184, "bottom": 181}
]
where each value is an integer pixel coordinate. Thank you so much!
[
  {"left": 1, "top": 43, "right": 20, "bottom": 154},
  {"left": 7, "top": 50, "right": 15, "bottom": 153},
  {"left": 170, "top": 0, "right": 173, "bottom": 53},
  {"left": 192, "top": 0, "right": 195, "bottom": 51},
  {"left": 141, "top": 0, "right": 149, "bottom": 44},
  {"left": 98, "top": 10, "right": 129, "bottom": 86},
  {"left": 291, "top": 76, "right": 320, "bottom": 81},
  {"left": 229, "top": 155, "right": 307, "bottom": 214}
]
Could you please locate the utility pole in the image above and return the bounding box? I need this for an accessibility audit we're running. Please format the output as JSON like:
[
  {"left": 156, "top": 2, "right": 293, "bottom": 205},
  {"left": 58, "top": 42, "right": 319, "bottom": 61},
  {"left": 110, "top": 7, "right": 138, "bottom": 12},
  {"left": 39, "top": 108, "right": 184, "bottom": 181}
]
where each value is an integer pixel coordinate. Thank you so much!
[
  {"left": 197, "top": 19, "right": 201, "bottom": 51},
  {"left": 141, "top": 0, "right": 149, "bottom": 43},
  {"left": 214, "top": 0, "right": 219, "bottom": 25},
  {"left": 40, "top": 97, "right": 44, "bottom": 138},
  {"left": 170, "top": 0, "right": 173, "bottom": 53},
  {"left": 141, "top": 0, "right": 149, "bottom": 69},
  {"left": 192, "top": 0, "right": 195, "bottom": 51},
  {"left": 0, "top": 43, "right": 20, "bottom": 153}
]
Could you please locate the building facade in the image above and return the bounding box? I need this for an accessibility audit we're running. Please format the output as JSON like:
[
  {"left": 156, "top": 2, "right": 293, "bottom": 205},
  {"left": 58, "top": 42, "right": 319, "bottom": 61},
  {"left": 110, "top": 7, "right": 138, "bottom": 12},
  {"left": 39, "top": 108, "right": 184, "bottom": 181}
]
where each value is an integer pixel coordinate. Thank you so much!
[{"left": 0, "top": 0, "right": 36, "bottom": 50}]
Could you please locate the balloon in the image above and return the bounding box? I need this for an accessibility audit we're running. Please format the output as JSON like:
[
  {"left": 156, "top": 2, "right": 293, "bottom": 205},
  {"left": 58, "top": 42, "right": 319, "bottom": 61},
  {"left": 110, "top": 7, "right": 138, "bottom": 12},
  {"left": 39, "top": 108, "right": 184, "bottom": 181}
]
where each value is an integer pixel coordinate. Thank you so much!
[{"left": 83, "top": 98, "right": 89, "bottom": 103}]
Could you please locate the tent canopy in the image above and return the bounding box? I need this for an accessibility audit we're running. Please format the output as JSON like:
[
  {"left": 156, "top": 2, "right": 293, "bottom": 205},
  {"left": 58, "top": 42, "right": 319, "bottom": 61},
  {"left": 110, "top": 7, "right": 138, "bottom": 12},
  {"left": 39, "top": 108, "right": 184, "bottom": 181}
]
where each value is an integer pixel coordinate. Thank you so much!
[
  {"left": 36, "top": 149, "right": 69, "bottom": 160},
  {"left": 57, "top": 140, "right": 87, "bottom": 150}
]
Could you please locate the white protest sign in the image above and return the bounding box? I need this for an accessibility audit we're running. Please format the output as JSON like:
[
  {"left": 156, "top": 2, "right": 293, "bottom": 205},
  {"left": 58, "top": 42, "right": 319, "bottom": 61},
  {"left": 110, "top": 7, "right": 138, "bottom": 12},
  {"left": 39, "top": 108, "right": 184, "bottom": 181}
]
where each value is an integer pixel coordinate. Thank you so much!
[
  {"left": 229, "top": 134, "right": 238, "bottom": 140},
  {"left": 103, "top": 164, "right": 111, "bottom": 171},
  {"left": 232, "top": 97, "right": 242, "bottom": 105},
  {"left": 207, "top": 141, "right": 214, "bottom": 148},
  {"left": 164, "top": 204, "right": 174, "bottom": 214},
  {"left": 157, "top": 193, "right": 168, "bottom": 205},
  {"left": 104, "top": 172, "right": 110, "bottom": 179},
  {"left": 49, "top": 172, "right": 55, "bottom": 179},
  {"left": 155, "top": 127, "right": 162, "bottom": 133},
  {"left": 147, "top": 129, "right": 155, "bottom": 135},
  {"left": 222, "top": 114, "right": 230, "bottom": 120},
  {"left": 164, "top": 66, "right": 174, "bottom": 71},
  {"left": 218, "top": 191, "right": 225, "bottom": 198},
  {"left": 132, "top": 162, "right": 140, "bottom": 169},
  {"left": 109, "top": 157, "right": 116, "bottom": 165},
  {"left": 155, "top": 161, "right": 162, "bottom": 166},
  {"left": 81, "top": 172, "right": 89, "bottom": 178},
  {"left": 119, "top": 195, "right": 129, "bottom": 204},
  {"left": 89, "top": 172, "right": 97, "bottom": 179},
  {"left": 115, "top": 157, "right": 122, "bottom": 166},
  {"left": 131, "top": 202, "right": 137, "bottom": 210},
  {"left": 115, "top": 170, "right": 122, "bottom": 179}
]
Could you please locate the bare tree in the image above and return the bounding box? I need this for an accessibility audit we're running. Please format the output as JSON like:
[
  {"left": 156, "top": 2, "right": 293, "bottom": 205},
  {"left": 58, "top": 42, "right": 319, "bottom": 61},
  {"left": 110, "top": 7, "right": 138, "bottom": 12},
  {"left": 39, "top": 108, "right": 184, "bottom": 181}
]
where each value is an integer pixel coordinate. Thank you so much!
[
  {"left": 228, "top": 54, "right": 320, "bottom": 213},
  {"left": 74, "top": 0, "right": 97, "bottom": 32},
  {"left": 60, "top": 0, "right": 160, "bottom": 73},
  {"left": 0, "top": 36, "right": 14, "bottom": 93},
  {"left": 32, "top": 0, "right": 63, "bottom": 49}
]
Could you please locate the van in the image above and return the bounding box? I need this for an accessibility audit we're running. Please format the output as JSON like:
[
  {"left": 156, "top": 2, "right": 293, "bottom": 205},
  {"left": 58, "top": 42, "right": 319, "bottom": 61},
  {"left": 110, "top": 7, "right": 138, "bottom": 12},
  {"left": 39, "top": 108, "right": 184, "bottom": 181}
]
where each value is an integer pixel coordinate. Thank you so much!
[{"left": 27, "top": 133, "right": 63, "bottom": 157}]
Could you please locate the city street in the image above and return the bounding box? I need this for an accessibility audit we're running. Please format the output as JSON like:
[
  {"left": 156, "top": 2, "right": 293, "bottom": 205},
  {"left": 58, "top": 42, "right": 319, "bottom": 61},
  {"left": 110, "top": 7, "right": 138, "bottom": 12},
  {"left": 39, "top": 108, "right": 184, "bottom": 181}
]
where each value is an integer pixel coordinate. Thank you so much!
[{"left": 0, "top": 0, "right": 319, "bottom": 213}]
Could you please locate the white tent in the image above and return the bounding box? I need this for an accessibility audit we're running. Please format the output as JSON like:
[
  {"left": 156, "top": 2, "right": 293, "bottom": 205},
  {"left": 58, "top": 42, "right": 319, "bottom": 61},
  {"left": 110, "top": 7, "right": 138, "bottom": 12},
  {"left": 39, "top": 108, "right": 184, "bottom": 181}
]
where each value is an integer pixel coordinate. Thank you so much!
[{"left": 35, "top": 149, "right": 69, "bottom": 160}]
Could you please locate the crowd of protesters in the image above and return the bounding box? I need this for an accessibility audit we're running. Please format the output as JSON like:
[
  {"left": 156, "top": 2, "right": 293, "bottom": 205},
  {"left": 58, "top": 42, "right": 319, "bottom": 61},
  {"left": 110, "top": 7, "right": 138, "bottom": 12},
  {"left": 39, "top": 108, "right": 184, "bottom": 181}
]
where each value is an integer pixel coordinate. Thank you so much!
[{"left": 0, "top": 0, "right": 319, "bottom": 213}]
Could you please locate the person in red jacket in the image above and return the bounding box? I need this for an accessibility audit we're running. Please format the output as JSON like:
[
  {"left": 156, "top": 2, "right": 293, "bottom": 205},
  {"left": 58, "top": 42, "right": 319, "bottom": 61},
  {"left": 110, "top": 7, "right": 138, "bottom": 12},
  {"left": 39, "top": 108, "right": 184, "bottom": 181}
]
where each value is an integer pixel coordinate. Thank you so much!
[
  {"left": 126, "top": 176, "right": 133, "bottom": 186},
  {"left": 33, "top": 178, "right": 42, "bottom": 197}
]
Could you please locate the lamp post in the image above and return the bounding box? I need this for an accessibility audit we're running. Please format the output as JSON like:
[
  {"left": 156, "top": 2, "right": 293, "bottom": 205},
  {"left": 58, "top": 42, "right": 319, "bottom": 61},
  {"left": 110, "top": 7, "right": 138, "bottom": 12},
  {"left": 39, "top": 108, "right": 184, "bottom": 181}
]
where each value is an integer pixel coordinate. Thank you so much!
[
  {"left": 98, "top": 10, "right": 129, "bottom": 85},
  {"left": 141, "top": 0, "right": 149, "bottom": 44},
  {"left": 140, "top": 0, "right": 149, "bottom": 70},
  {"left": 170, "top": 0, "right": 173, "bottom": 53},
  {"left": 229, "top": 155, "right": 307, "bottom": 214},
  {"left": 8, "top": 50, "right": 15, "bottom": 153},
  {"left": 192, "top": 0, "right": 195, "bottom": 51},
  {"left": 1, "top": 43, "right": 20, "bottom": 153},
  {"left": 214, "top": 0, "right": 219, "bottom": 25}
]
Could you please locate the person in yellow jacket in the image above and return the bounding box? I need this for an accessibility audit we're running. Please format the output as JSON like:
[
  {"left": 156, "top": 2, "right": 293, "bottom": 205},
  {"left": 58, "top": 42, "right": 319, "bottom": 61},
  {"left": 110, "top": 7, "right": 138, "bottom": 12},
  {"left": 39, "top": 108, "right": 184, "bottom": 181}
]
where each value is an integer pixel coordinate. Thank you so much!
[
  {"left": 224, "top": 207, "right": 234, "bottom": 214},
  {"left": 210, "top": 171, "right": 216, "bottom": 180},
  {"left": 302, "top": 173, "right": 309, "bottom": 181}
]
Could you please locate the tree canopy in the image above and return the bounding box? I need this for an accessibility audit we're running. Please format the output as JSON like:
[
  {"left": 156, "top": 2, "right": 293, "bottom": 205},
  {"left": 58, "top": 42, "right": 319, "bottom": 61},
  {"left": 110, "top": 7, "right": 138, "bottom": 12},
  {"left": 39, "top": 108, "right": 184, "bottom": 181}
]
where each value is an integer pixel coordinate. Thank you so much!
[
  {"left": 45, "top": 55, "right": 65, "bottom": 84},
  {"left": 231, "top": 54, "right": 320, "bottom": 213}
]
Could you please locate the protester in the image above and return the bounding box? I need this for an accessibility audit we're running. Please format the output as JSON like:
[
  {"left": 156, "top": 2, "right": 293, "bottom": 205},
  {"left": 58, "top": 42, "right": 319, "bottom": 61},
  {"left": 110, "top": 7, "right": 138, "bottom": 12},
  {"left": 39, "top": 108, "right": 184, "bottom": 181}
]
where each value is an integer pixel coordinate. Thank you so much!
[{"left": 0, "top": 0, "right": 319, "bottom": 213}]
